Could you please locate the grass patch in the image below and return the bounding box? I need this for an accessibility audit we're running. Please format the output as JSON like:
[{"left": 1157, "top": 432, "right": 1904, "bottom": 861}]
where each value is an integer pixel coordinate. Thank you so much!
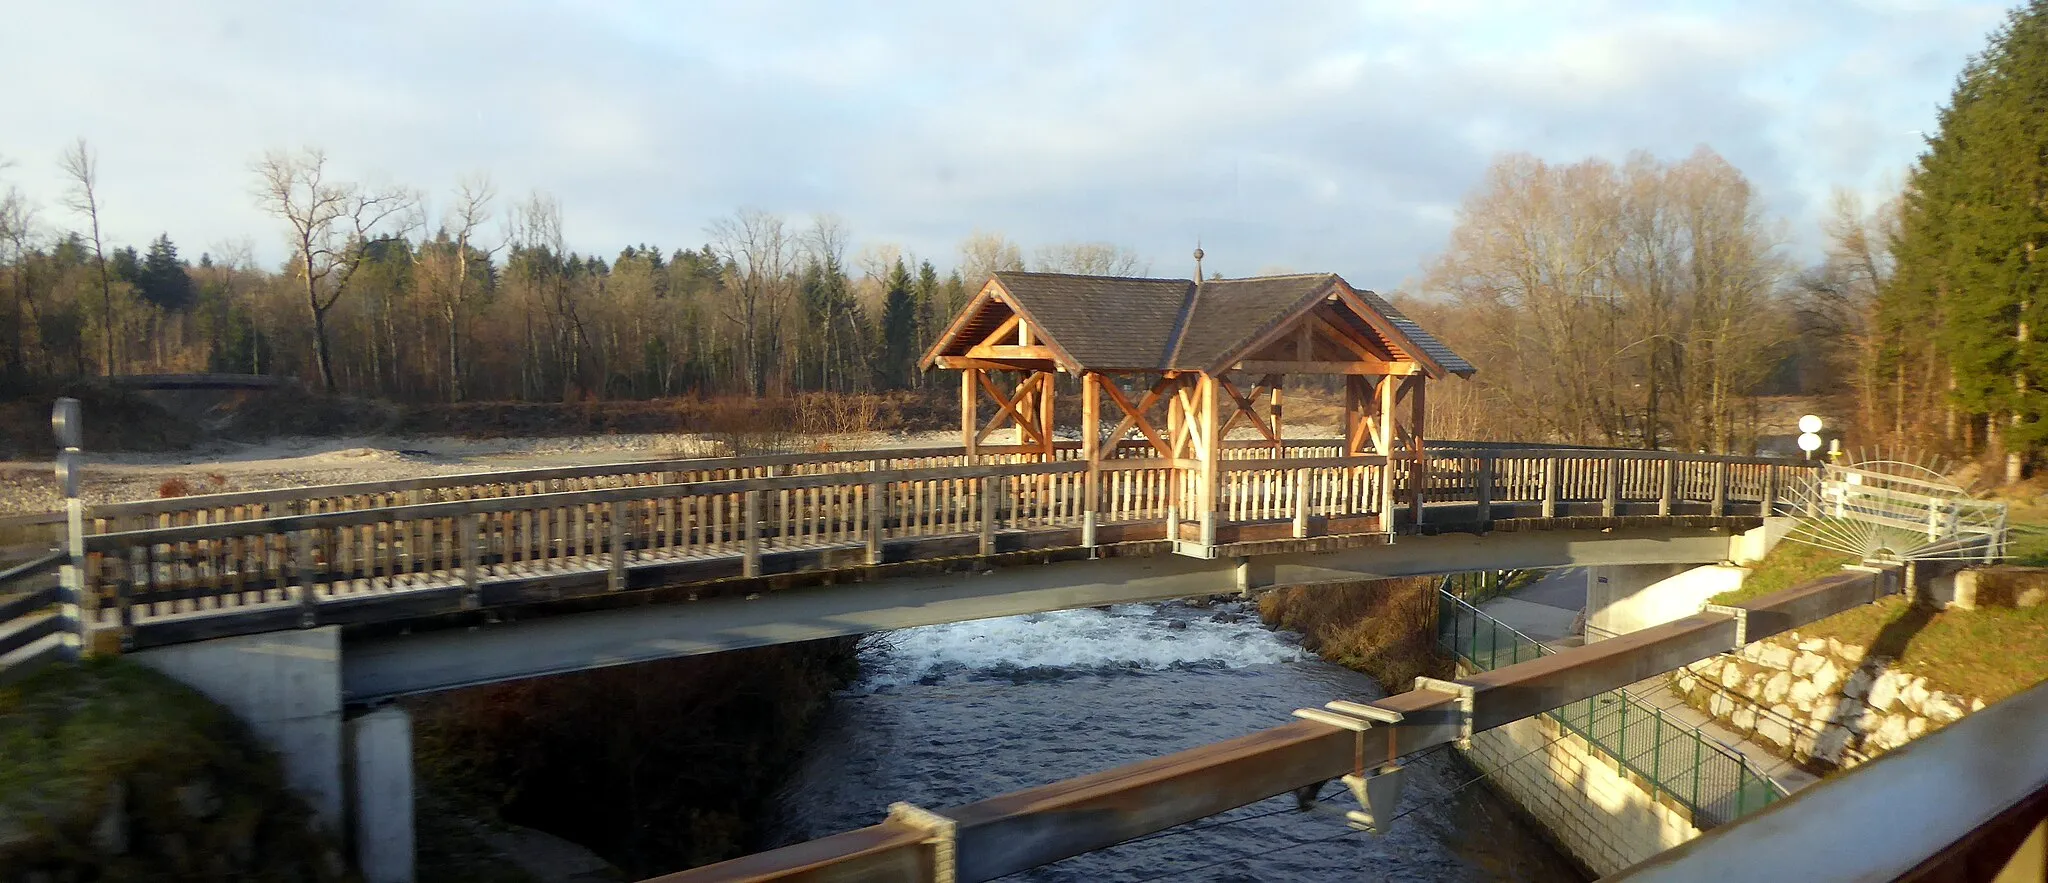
[
  {"left": 1709, "top": 541, "right": 1856, "bottom": 606},
  {"left": 1789, "top": 595, "right": 2048, "bottom": 701},
  {"left": 1709, "top": 522, "right": 2048, "bottom": 702},
  {"left": 0, "top": 658, "right": 344, "bottom": 879}
]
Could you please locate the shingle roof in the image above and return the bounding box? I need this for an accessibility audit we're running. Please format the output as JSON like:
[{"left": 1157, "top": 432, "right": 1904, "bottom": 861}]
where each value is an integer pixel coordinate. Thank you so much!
[
  {"left": 925, "top": 271, "right": 1474, "bottom": 378},
  {"left": 1353, "top": 289, "right": 1478, "bottom": 377}
]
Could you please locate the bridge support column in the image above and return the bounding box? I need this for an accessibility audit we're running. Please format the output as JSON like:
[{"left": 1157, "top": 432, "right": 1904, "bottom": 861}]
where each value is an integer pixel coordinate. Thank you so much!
[
  {"left": 1585, "top": 564, "right": 1733, "bottom": 640},
  {"left": 349, "top": 706, "right": 416, "bottom": 883},
  {"left": 1234, "top": 556, "right": 1273, "bottom": 598}
]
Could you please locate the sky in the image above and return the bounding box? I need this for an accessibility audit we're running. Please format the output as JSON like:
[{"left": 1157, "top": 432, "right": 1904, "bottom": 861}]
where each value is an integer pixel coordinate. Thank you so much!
[{"left": 0, "top": 0, "right": 2013, "bottom": 287}]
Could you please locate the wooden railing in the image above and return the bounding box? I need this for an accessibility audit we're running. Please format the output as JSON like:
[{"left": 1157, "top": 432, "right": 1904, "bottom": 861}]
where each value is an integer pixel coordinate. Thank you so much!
[{"left": 0, "top": 444, "right": 1818, "bottom": 651}]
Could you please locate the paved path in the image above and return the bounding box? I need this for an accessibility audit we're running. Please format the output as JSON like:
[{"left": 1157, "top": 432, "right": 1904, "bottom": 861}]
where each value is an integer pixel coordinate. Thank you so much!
[{"left": 1479, "top": 567, "right": 1819, "bottom": 795}]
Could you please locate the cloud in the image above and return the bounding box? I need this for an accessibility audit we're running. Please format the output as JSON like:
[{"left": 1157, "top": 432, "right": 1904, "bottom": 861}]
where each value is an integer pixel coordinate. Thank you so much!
[{"left": 0, "top": 0, "right": 2009, "bottom": 284}]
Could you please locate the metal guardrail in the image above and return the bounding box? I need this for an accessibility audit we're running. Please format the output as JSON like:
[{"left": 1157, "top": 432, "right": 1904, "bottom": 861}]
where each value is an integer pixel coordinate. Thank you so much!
[
  {"left": 0, "top": 551, "right": 72, "bottom": 686},
  {"left": 1437, "top": 589, "right": 1787, "bottom": 826}
]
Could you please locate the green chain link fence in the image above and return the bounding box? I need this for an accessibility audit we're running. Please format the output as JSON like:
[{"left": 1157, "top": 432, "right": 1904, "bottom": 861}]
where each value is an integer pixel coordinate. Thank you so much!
[{"left": 1436, "top": 586, "right": 1786, "bottom": 826}]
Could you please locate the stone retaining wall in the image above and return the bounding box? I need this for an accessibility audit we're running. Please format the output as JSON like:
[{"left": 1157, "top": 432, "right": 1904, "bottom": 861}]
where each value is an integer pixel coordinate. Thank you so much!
[{"left": 1669, "top": 632, "right": 1986, "bottom": 770}]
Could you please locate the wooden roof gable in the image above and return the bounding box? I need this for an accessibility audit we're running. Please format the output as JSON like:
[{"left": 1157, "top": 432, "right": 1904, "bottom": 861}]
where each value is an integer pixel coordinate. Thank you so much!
[{"left": 921, "top": 271, "right": 1475, "bottom": 378}]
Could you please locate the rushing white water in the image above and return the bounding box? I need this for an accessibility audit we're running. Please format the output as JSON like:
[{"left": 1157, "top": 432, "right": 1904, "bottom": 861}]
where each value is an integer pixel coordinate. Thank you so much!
[
  {"left": 773, "top": 599, "right": 1584, "bottom": 882},
  {"left": 858, "top": 603, "right": 1308, "bottom": 689}
]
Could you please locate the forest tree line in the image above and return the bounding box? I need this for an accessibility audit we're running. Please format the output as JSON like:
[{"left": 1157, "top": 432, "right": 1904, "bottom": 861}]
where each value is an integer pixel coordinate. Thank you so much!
[
  {"left": 0, "top": 1, "right": 2042, "bottom": 476},
  {"left": 0, "top": 144, "right": 1144, "bottom": 405}
]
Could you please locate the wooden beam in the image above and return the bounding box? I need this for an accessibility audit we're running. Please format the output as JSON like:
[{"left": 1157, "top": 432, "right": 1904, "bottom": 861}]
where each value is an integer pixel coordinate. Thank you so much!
[
  {"left": 933, "top": 356, "right": 1059, "bottom": 371},
  {"left": 965, "top": 344, "right": 1061, "bottom": 361},
  {"left": 975, "top": 372, "right": 1046, "bottom": 448},
  {"left": 1099, "top": 375, "right": 1172, "bottom": 458},
  {"left": 1175, "top": 380, "right": 1210, "bottom": 461},
  {"left": 977, "top": 314, "right": 1022, "bottom": 349},
  {"left": 1217, "top": 376, "right": 1281, "bottom": 448},
  {"left": 1232, "top": 360, "right": 1418, "bottom": 375},
  {"left": 1308, "top": 313, "right": 1385, "bottom": 363}
]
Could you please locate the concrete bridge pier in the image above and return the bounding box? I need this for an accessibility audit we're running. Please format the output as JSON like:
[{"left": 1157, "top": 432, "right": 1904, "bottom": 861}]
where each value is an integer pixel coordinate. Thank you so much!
[
  {"left": 131, "top": 627, "right": 415, "bottom": 883},
  {"left": 1585, "top": 519, "right": 1791, "bottom": 639}
]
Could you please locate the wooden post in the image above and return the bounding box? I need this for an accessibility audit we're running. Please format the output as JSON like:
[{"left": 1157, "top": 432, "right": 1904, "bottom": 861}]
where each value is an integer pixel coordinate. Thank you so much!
[
  {"left": 866, "top": 481, "right": 886, "bottom": 565},
  {"left": 1082, "top": 373, "right": 1101, "bottom": 548},
  {"left": 1198, "top": 373, "right": 1221, "bottom": 547},
  {"left": 1291, "top": 468, "right": 1309, "bottom": 538},
  {"left": 1165, "top": 374, "right": 1183, "bottom": 539},
  {"left": 460, "top": 512, "right": 481, "bottom": 608},
  {"left": 1660, "top": 458, "right": 1677, "bottom": 517},
  {"left": 961, "top": 368, "right": 979, "bottom": 457},
  {"left": 608, "top": 500, "right": 627, "bottom": 591},
  {"left": 1475, "top": 455, "right": 1494, "bottom": 524},
  {"left": 1603, "top": 457, "right": 1621, "bottom": 517},
  {"left": 1541, "top": 458, "right": 1559, "bottom": 519},
  {"left": 1269, "top": 382, "right": 1285, "bottom": 455},
  {"left": 979, "top": 476, "right": 997, "bottom": 557},
  {"left": 743, "top": 490, "right": 761, "bottom": 578},
  {"left": 1378, "top": 374, "right": 1398, "bottom": 533},
  {"left": 1039, "top": 371, "right": 1057, "bottom": 460},
  {"left": 293, "top": 528, "right": 319, "bottom": 627},
  {"left": 1409, "top": 377, "right": 1427, "bottom": 523},
  {"left": 1711, "top": 461, "right": 1728, "bottom": 516},
  {"left": 1761, "top": 467, "right": 1776, "bottom": 516}
]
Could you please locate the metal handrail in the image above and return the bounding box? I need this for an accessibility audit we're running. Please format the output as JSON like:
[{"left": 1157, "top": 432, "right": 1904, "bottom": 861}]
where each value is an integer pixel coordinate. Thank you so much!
[{"left": 1437, "top": 587, "right": 1792, "bottom": 819}]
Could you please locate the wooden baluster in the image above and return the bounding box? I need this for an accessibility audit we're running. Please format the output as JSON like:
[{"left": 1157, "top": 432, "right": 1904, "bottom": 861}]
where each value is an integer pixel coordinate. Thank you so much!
[
  {"left": 293, "top": 528, "right": 318, "bottom": 626},
  {"left": 1660, "top": 458, "right": 1677, "bottom": 516},
  {"left": 460, "top": 513, "right": 481, "bottom": 608},
  {"left": 1603, "top": 457, "right": 1621, "bottom": 517},
  {"left": 743, "top": 490, "right": 762, "bottom": 578},
  {"left": 1475, "top": 455, "right": 1494, "bottom": 524},
  {"left": 1541, "top": 458, "right": 1559, "bottom": 519},
  {"left": 1292, "top": 469, "right": 1309, "bottom": 538},
  {"left": 1712, "top": 461, "right": 1728, "bottom": 516},
  {"left": 867, "top": 481, "right": 886, "bottom": 565},
  {"left": 1761, "top": 466, "right": 1776, "bottom": 516},
  {"left": 980, "top": 476, "right": 998, "bottom": 556},
  {"left": 605, "top": 500, "right": 626, "bottom": 591}
]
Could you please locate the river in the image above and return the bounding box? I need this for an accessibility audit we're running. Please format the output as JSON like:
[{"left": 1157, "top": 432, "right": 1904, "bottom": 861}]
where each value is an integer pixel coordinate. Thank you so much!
[{"left": 770, "top": 600, "right": 1586, "bottom": 882}]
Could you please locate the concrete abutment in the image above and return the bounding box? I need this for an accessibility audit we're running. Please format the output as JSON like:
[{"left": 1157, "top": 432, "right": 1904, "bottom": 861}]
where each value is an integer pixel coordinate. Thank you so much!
[{"left": 133, "top": 627, "right": 415, "bottom": 883}]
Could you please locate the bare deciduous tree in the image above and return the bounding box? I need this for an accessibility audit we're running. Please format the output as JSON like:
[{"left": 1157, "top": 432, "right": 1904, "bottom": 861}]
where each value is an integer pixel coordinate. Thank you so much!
[
  {"left": 1426, "top": 149, "right": 1790, "bottom": 453},
  {"left": 418, "top": 174, "right": 498, "bottom": 401},
  {"left": 957, "top": 230, "right": 1023, "bottom": 285},
  {"left": 59, "top": 139, "right": 117, "bottom": 376},
  {"left": 253, "top": 148, "right": 418, "bottom": 392},
  {"left": 708, "top": 208, "right": 795, "bottom": 397},
  {"left": 1031, "top": 241, "right": 1149, "bottom": 276}
]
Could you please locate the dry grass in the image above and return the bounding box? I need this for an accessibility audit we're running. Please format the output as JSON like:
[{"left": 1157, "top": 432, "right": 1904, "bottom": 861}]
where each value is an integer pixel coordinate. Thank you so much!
[
  {"left": 156, "top": 477, "right": 194, "bottom": 498},
  {"left": 1258, "top": 577, "right": 1453, "bottom": 689}
]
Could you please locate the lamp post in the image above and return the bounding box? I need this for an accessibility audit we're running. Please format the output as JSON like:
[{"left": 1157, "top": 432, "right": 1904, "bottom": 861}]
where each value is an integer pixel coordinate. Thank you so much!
[{"left": 1797, "top": 414, "right": 1823, "bottom": 462}]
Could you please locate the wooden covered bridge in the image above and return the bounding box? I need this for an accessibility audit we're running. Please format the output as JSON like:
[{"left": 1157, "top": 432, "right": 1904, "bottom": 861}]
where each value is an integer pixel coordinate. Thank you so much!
[
  {"left": 0, "top": 270, "right": 1835, "bottom": 883},
  {"left": 0, "top": 271, "right": 1809, "bottom": 670}
]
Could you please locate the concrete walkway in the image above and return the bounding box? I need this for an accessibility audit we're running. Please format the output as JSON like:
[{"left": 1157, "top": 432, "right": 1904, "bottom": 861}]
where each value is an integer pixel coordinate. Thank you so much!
[{"left": 1478, "top": 568, "right": 1819, "bottom": 795}]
